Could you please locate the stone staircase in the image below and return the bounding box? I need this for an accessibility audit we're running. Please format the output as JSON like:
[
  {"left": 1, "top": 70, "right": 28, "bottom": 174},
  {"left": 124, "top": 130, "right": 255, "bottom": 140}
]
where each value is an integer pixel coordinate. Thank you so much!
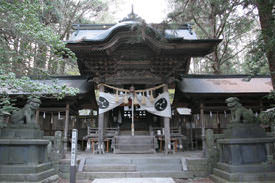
[
  {"left": 210, "top": 162, "right": 275, "bottom": 183},
  {"left": 77, "top": 157, "right": 188, "bottom": 179},
  {"left": 113, "top": 135, "right": 156, "bottom": 154}
]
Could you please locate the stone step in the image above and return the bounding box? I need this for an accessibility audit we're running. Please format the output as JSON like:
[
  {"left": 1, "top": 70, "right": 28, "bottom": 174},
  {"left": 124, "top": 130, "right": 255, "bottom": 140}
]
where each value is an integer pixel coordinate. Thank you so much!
[
  {"left": 213, "top": 168, "right": 275, "bottom": 182},
  {"left": 113, "top": 136, "right": 156, "bottom": 153},
  {"left": 84, "top": 164, "right": 136, "bottom": 172},
  {"left": 136, "top": 164, "right": 182, "bottom": 172},
  {"left": 0, "top": 162, "right": 52, "bottom": 174},
  {"left": 114, "top": 149, "right": 155, "bottom": 154},
  {"left": 119, "top": 131, "right": 149, "bottom": 135},
  {"left": 210, "top": 174, "right": 230, "bottom": 183},
  {"left": 210, "top": 174, "right": 275, "bottom": 183},
  {"left": 113, "top": 150, "right": 156, "bottom": 154},
  {"left": 86, "top": 158, "right": 132, "bottom": 164},
  {"left": 0, "top": 168, "right": 56, "bottom": 182},
  {"left": 77, "top": 171, "right": 191, "bottom": 179},
  {"left": 216, "top": 162, "right": 275, "bottom": 173},
  {"left": 132, "top": 158, "right": 181, "bottom": 164},
  {"left": 86, "top": 157, "right": 182, "bottom": 164}
]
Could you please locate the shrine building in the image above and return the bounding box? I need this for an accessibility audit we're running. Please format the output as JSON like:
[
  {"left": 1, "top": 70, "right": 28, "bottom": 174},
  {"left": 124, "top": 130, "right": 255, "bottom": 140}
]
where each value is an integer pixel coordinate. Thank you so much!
[{"left": 7, "top": 12, "right": 273, "bottom": 155}]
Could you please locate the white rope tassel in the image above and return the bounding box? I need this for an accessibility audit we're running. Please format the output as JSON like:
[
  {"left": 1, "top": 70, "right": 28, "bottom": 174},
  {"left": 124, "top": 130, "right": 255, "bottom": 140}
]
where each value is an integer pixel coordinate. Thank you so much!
[
  {"left": 124, "top": 92, "right": 129, "bottom": 104},
  {"left": 51, "top": 112, "right": 54, "bottom": 124},
  {"left": 43, "top": 112, "right": 46, "bottom": 119},
  {"left": 58, "top": 112, "right": 62, "bottom": 120},
  {"left": 141, "top": 91, "right": 146, "bottom": 105},
  {"left": 150, "top": 90, "right": 154, "bottom": 103},
  {"left": 133, "top": 93, "right": 138, "bottom": 105}
]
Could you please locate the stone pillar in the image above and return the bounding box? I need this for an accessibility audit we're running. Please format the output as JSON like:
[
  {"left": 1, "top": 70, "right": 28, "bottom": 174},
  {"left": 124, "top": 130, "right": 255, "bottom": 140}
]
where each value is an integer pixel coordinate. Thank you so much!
[
  {"left": 64, "top": 103, "right": 69, "bottom": 152},
  {"left": 163, "top": 85, "right": 171, "bottom": 155},
  {"left": 98, "top": 85, "right": 105, "bottom": 154},
  {"left": 200, "top": 102, "right": 206, "bottom": 157}
]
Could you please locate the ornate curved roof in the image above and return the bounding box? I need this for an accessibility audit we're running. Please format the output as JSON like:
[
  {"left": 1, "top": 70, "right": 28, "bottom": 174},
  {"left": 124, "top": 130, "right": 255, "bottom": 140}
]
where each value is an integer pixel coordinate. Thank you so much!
[
  {"left": 66, "top": 21, "right": 221, "bottom": 57},
  {"left": 66, "top": 19, "right": 221, "bottom": 85},
  {"left": 67, "top": 21, "right": 197, "bottom": 43}
]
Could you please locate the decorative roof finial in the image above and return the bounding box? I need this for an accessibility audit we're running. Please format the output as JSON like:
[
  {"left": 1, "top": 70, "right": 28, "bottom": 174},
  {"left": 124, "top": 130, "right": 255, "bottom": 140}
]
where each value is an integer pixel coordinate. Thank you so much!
[
  {"left": 131, "top": 4, "right": 134, "bottom": 15},
  {"left": 119, "top": 4, "right": 144, "bottom": 23}
]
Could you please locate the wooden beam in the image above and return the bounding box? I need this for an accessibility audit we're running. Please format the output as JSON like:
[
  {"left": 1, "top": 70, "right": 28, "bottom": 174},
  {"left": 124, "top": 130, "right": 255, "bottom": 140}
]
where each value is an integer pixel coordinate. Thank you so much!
[{"left": 38, "top": 107, "right": 66, "bottom": 112}]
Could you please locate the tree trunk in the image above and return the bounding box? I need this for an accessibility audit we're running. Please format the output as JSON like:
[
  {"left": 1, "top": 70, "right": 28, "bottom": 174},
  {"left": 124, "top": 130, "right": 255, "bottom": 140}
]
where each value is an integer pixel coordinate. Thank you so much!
[
  {"left": 33, "top": 44, "right": 47, "bottom": 74},
  {"left": 255, "top": 0, "right": 275, "bottom": 89}
]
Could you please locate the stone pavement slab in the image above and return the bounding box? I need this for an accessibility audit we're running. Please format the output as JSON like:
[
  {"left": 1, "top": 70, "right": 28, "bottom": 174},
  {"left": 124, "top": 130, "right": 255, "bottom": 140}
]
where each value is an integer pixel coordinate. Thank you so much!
[{"left": 92, "top": 178, "right": 175, "bottom": 183}]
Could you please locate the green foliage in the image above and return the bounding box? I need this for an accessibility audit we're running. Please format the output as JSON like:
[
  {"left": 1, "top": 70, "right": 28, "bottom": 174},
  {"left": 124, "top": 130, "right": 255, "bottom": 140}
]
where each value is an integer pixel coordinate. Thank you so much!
[
  {"left": 0, "top": 69, "right": 79, "bottom": 114},
  {"left": 260, "top": 107, "right": 275, "bottom": 125},
  {"left": 0, "top": 0, "right": 76, "bottom": 75},
  {"left": 242, "top": 34, "right": 270, "bottom": 75},
  {"left": 0, "top": 0, "right": 111, "bottom": 113},
  {"left": 259, "top": 90, "right": 275, "bottom": 125},
  {"left": 169, "top": 0, "right": 257, "bottom": 74}
]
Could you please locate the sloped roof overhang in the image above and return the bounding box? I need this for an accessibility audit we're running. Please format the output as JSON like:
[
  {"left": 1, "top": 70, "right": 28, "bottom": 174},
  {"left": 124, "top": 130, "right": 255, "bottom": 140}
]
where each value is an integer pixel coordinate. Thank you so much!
[
  {"left": 2, "top": 76, "right": 98, "bottom": 110},
  {"left": 66, "top": 21, "right": 222, "bottom": 57},
  {"left": 173, "top": 75, "right": 273, "bottom": 112}
]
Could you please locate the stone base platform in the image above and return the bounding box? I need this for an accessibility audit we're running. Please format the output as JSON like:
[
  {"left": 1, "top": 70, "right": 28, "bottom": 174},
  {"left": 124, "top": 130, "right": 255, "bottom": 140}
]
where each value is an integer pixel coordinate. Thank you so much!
[
  {"left": 0, "top": 128, "right": 59, "bottom": 182},
  {"left": 0, "top": 162, "right": 58, "bottom": 182},
  {"left": 0, "top": 139, "right": 48, "bottom": 164},
  {"left": 0, "top": 127, "right": 43, "bottom": 139},
  {"left": 210, "top": 162, "right": 275, "bottom": 183}
]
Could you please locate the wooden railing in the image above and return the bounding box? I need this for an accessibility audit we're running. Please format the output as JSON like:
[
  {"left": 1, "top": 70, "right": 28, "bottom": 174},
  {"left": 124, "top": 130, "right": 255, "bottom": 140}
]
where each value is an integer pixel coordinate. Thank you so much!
[{"left": 83, "top": 127, "right": 120, "bottom": 140}]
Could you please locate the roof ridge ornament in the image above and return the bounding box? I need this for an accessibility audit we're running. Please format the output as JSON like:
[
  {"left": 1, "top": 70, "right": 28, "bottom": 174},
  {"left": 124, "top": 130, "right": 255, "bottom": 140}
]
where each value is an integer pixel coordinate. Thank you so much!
[{"left": 119, "top": 4, "right": 144, "bottom": 23}]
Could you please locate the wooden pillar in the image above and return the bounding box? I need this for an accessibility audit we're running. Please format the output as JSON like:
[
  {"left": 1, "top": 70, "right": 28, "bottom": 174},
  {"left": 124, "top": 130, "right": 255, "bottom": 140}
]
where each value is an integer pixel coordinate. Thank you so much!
[
  {"left": 104, "top": 112, "right": 109, "bottom": 128},
  {"left": 260, "top": 99, "right": 263, "bottom": 111},
  {"left": 36, "top": 110, "right": 40, "bottom": 125},
  {"left": 163, "top": 85, "right": 171, "bottom": 155},
  {"left": 190, "top": 116, "right": 193, "bottom": 150},
  {"left": 200, "top": 102, "right": 206, "bottom": 157},
  {"left": 64, "top": 103, "right": 70, "bottom": 152},
  {"left": 98, "top": 85, "right": 105, "bottom": 154}
]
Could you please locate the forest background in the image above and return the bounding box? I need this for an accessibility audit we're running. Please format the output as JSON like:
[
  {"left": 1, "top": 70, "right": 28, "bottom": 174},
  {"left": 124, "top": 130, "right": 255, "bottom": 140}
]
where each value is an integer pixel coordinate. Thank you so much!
[{"left": 0, "top": 0, "right": 274, "bottom": 114}]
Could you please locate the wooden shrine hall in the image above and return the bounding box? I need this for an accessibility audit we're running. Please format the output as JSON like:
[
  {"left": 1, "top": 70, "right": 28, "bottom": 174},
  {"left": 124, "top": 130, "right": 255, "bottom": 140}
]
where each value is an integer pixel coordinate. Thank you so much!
[
  {"left": 6, "top": 12, "right": 273, "bottom": 155},
  {"left": 65, "top": 12, "right": 221, "bottom": 154}
]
